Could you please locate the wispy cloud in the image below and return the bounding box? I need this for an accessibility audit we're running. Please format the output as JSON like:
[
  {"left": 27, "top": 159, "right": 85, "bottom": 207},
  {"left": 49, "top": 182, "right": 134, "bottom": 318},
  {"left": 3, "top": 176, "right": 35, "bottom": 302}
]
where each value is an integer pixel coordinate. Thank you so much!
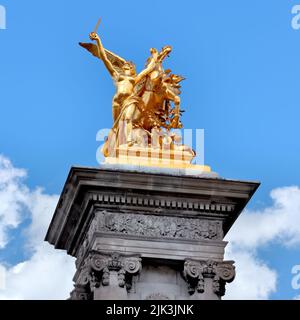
[
  {"left": 225, "top": 186, "right": 300, "bottom": 299},
  {"left": 0, "top": 155, "right": 29, "bottom": 248},
  {"left": 0, "top": 155, "right": 75, "bottom": 299}
]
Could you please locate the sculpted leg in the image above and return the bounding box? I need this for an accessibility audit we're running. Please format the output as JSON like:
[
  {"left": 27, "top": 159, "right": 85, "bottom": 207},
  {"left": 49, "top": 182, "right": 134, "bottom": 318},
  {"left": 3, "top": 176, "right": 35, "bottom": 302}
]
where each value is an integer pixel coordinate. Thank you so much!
[
  {"left": 112, "top": 101, "right": 121, "bottom": 122},
  {"left": 123, "top": 104, "right": 139, "bottom": 145}
]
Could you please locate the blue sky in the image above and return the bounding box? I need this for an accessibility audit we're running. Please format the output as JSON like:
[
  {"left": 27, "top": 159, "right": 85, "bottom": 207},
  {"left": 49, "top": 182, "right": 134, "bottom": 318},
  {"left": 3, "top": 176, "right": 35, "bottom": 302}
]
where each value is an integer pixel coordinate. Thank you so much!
[{"left": 0, "top": 0, "right": 300, "bottom": 299}]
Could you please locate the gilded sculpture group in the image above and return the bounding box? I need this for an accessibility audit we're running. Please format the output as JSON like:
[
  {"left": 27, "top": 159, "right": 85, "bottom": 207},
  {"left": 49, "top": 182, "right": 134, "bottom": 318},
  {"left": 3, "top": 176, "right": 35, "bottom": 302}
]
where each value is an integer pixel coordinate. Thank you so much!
[{"left": 80, "top": 20, "right": 196, "bottom": 164}]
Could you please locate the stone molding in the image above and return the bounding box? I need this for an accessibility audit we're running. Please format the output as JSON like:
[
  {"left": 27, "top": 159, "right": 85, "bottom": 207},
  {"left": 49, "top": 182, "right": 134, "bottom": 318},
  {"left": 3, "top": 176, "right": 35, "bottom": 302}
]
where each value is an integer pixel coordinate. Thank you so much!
[
  {"left": 86, "top": 192, "right": 235, "bottom": 213},
  {"left": 45, "top": 167, "right": 260, "bottom": 257}
]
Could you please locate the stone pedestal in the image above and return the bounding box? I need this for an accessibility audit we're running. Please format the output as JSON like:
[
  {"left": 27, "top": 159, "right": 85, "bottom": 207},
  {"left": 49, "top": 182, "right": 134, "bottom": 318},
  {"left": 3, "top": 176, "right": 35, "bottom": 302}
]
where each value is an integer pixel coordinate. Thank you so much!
[{"left": 45, "top": 166, "right": 259, "bottom": 300}]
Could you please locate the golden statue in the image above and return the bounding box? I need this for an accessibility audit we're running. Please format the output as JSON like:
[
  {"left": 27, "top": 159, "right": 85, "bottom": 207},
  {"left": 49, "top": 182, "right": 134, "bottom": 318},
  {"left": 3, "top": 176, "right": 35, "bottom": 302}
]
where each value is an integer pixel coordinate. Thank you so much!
[{"left": 80, "top": 20, "right": 211, "bottom": 172}]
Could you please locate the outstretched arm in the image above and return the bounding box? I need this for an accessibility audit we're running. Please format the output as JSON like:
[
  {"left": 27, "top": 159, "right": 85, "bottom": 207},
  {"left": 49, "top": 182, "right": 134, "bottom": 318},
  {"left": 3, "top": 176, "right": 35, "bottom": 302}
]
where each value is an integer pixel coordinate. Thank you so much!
[
  {"left": 135, "top": 49, "right": 158, "bottom": 84},
  {"left": 89, "top": 32, "right": 118, "bottom": 79}
]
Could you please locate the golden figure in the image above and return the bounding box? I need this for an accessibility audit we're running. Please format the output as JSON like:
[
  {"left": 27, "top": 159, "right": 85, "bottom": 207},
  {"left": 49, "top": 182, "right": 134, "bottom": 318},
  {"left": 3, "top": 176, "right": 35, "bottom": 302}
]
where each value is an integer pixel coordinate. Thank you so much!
[
  {"left": 139, "top": 46, "right": 184, "bottom": 131},
  {"left": 80, "top": 20, "right": 211, "bottom": 172},
  {"left": 80, "top": 32, "right": 158, "bottom": 145}
]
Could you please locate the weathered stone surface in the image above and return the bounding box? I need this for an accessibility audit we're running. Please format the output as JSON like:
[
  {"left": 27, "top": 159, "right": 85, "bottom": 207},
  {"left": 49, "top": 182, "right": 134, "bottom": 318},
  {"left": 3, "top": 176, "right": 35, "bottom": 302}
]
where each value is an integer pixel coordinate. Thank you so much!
[
  {"left": 91, "top": 210, "right": 223, "bottom": 241},
  {"left": 45, "top": 166, "right": 259, "bottom": 300}
]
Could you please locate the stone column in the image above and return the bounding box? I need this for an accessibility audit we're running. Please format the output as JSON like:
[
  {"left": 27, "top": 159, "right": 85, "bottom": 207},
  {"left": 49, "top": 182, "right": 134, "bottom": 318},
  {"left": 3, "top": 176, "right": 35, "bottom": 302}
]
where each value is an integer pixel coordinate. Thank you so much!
[
  {"left": 45, "top": 166, "right": 259, "bottom": 300},
  {"left": 183, "top": 259, "right": 235, "bottom": 300},
  {"left": 70, "top": 251, "right": 142, "bottom": 300}
]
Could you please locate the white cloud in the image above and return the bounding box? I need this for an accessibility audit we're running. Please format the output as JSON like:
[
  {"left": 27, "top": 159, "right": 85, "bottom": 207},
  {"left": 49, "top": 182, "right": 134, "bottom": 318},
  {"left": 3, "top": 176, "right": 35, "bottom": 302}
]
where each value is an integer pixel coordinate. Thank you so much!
[
  {"left": 225, "top": 247, "right": 277, "bottom": 299},
  {"left": 0, "top": 155, "right": 75, "bottom": 300},
  {"left": 225, "top": 186, "right": 300, "bottom": 299},
  {"left": 0, "top": 244, "right": 75, "bottom": 300},
  {"left": 227, "top": 186, "right": 300, "bottom": 249},
  {"left": 0, "top": 155, "right": 29, "bottom": 248},
  {"left": 293, "top": 295, "right": 300, "bottom": 300}
]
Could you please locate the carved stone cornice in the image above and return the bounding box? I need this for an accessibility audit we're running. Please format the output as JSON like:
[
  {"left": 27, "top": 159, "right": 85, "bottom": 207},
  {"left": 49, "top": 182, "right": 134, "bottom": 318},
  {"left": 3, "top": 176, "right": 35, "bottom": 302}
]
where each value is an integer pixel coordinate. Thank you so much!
[
  {"left": 86, "top": 192, "right": 235, "bottom": 213},
  {"left": 45, "top": 167, "right": 259, "bottom": 258},
  {"left": 183, "top": 259, "right": 235, "bottom": 297}
]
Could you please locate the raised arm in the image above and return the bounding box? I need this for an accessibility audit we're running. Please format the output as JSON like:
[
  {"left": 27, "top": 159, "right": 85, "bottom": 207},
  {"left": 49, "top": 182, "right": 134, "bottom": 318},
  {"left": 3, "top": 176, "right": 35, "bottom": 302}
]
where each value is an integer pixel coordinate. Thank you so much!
[
  {"left": 135, "top": 48, "right": 159, "bottom": 84},
  {"left": 89, "top": 32, "right": 118, "bottom": 79}
]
